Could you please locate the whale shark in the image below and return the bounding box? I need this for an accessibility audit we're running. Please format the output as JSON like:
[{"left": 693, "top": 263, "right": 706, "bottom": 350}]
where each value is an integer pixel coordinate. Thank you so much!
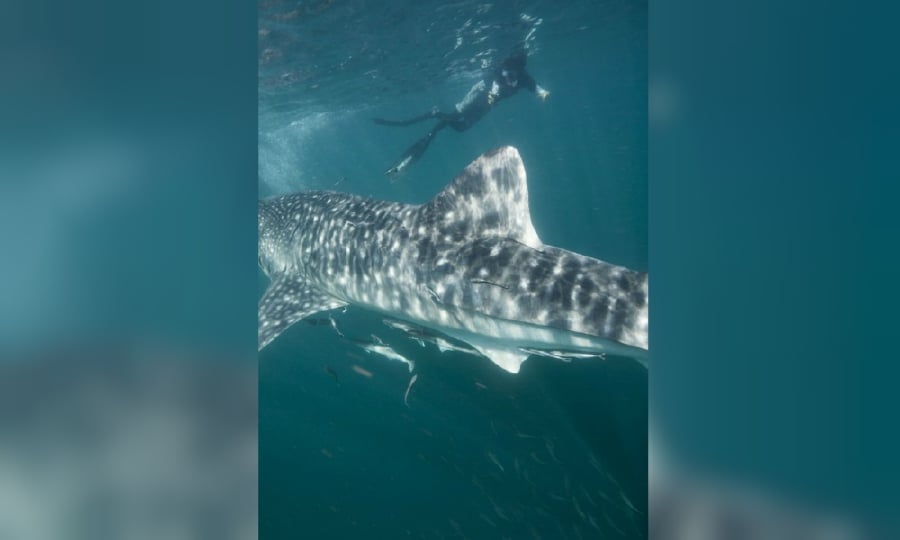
[{"left": 258, "top": 146, "right": 648, "bottom": 373}]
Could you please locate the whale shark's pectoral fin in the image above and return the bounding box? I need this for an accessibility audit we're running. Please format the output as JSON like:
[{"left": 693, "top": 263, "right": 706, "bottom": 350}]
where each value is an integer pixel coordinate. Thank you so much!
[
  {"left": 258, "top": 275, "right": 348, "bottom": 351},
  {"left": 470, "top": 344, "right": 529, "bottom": 374}
]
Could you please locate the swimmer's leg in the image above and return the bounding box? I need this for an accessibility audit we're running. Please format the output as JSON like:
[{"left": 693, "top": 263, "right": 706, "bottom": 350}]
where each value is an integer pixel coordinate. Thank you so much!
[
  {"left": 384, "top": 122, "right": 447, "bottom": 177},
  {"left": 373, "top": 108, "right": 441, "bottom": 127}
]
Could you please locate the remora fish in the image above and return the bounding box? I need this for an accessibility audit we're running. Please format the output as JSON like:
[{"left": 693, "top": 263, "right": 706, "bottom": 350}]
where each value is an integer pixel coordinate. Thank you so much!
[{"left": 258, "top": 147, "right": 648, "bottom": 373}]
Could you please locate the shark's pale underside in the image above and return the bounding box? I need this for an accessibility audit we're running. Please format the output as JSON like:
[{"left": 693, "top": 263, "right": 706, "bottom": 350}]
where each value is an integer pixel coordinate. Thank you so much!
[{"left": 258, "top": 146, "right": 648, "bottom": 373}]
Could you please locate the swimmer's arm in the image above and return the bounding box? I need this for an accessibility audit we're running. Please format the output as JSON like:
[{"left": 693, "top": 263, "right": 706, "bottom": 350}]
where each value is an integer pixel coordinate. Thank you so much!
[
  {"left": 523, "top": 73, "right": 550, "bottom": 101},
  {"left": 487, "top": 81, "right": 500, "bottom": 105}
]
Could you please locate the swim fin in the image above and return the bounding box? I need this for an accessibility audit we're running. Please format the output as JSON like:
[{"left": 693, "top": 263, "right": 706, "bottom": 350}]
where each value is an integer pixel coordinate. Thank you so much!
[
  {"left": 384, "top": 155, "right": 413, "bottom": 177},
  {"left": 373, "top": 108, "right": 439, "bottom": 127},
  {"left": 384, "top": 129, "right": 439, "bottom": 176}
]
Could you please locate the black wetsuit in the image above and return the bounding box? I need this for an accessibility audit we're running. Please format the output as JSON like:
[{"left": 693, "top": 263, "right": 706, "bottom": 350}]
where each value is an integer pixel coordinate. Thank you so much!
[{"left": 375, "top": 52, "right": 545, "bottom": 176}]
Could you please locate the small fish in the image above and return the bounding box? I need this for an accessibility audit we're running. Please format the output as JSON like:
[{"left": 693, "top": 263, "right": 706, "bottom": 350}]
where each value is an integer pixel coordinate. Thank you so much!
[
  {"left": 382, "top": 317, "right": 420, "bottom": 333},
  {"left": 320, "top": 448, "right": 333, "bottom": 458},
  {"left": 513, "top": 423, "right": 538, "bottom": 438},
  {"left": 383, "top": 319, "right": 442, "bottom": 350},
  {"left": 360, "top": 341, "right": 415, "bottom": 372},
  {"left": 518, "top": 347, "right": 571, "bottom": 362},
  {"left": 596, "top": 489, "right": 616, "bottom": 506},
  {"left": 433, "top": 336, "right": 478, "bottom": 355},
  {"left": 471, "top": 475, "right": 484, "bottom": 491},
  {"left": 522, "top": 347, "right": 605, "bottom": 361},
  {"left": 328, "top": 315, "right": 345, "bottom": 337},
  {"left": 572, "top": 496, "right": 586, "bottom": 521},
  {"left": 323, "top": 365, "right": 340, "bottom": 384},
  {"left": 571, "top": 523, "right": 584, "bottom": 540},
  {"left": 554, "top": 521, "right": 569, "bottom": 540},
  {"left": 486, "top": 494, "right": 509, "bottom": 521},
  {"left": 351, "top": 365, "right": 373, "bottom": 378},
  {"left": 474, "top": 381, "right": 487, "bottom": 390},
  {"left": 479, "top": 513, "right": 497, "bottom": 528},
  {"left": 529, "top": 451, "right": 547, "bottom": 465},
  {"left": 486, "top": 450, "right": 505, "bottom": 473},
  {"left": 404, "top": 373, "right": 418, "bottom": 406},
  {"left": 545, "top": 439, "right": 561, "bottom": 463},
  {"left": 447, "top": 518, "right": 464, "bottom": 538},
  {"left": 618, "top": 490, "right": 642, "bottom": 516},
  {"left": 579, "top": 485, "right": 596, "bottom": 507},
  {"left": 602, "top": 511, "right": 626, "bottom": 538},
  {"left": 522, "top": 468, "right": 536, "bottom": 488}
]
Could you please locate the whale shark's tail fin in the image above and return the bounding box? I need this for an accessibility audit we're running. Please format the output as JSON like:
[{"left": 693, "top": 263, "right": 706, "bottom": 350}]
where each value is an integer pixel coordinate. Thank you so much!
[{"left": 418, "top": 146, "right": 543, "bottom": 249}]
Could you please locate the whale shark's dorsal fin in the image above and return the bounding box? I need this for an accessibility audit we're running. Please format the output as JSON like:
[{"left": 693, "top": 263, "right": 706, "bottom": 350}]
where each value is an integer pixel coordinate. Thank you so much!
[
  {"left": 258, "top": 275, "right": 348, "bottom": 351},
  {"left": 419, "top": 146, "right": 543, "bottom": 249}
]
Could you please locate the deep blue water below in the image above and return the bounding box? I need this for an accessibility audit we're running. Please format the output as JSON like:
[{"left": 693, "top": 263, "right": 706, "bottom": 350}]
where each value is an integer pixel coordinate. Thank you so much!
[{"left": 258, "top": 1, "right": 647, "bottom": 538}]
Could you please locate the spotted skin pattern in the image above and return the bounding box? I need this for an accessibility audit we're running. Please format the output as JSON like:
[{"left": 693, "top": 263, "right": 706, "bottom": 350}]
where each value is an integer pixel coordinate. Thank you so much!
[{"left": 259, "top": 147, "right": 647, "bottom": 370}]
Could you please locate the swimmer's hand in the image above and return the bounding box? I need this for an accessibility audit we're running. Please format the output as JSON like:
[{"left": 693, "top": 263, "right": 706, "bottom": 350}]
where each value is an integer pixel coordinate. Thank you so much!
[{"left": 537, "top": 87, "right": 550, "bottom": 101}]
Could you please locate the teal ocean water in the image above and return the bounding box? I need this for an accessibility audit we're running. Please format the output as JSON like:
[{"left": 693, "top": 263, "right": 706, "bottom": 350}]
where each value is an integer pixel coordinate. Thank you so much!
[{"left": 258, "top": 1, "right": 647, "bottom": 538}]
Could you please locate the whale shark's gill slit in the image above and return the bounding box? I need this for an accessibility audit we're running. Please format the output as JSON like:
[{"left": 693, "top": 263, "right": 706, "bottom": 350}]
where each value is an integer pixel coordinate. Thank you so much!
[{"left": 470, "top": 279, "right": 510, "bottom": 290}]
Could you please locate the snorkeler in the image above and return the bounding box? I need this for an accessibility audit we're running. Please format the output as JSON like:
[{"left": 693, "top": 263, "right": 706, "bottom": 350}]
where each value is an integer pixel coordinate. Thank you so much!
[{"left": 374, "top": 50, "right": 550, "bottom": 176}]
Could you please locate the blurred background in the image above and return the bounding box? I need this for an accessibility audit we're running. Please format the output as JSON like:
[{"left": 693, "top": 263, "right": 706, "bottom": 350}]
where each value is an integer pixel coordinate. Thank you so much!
[
  {"left": 650, "top": 0, "right": 900, "bottom": 537},
  {"left": 0, "top": 0, "right": 258, "bottom": 538}
]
